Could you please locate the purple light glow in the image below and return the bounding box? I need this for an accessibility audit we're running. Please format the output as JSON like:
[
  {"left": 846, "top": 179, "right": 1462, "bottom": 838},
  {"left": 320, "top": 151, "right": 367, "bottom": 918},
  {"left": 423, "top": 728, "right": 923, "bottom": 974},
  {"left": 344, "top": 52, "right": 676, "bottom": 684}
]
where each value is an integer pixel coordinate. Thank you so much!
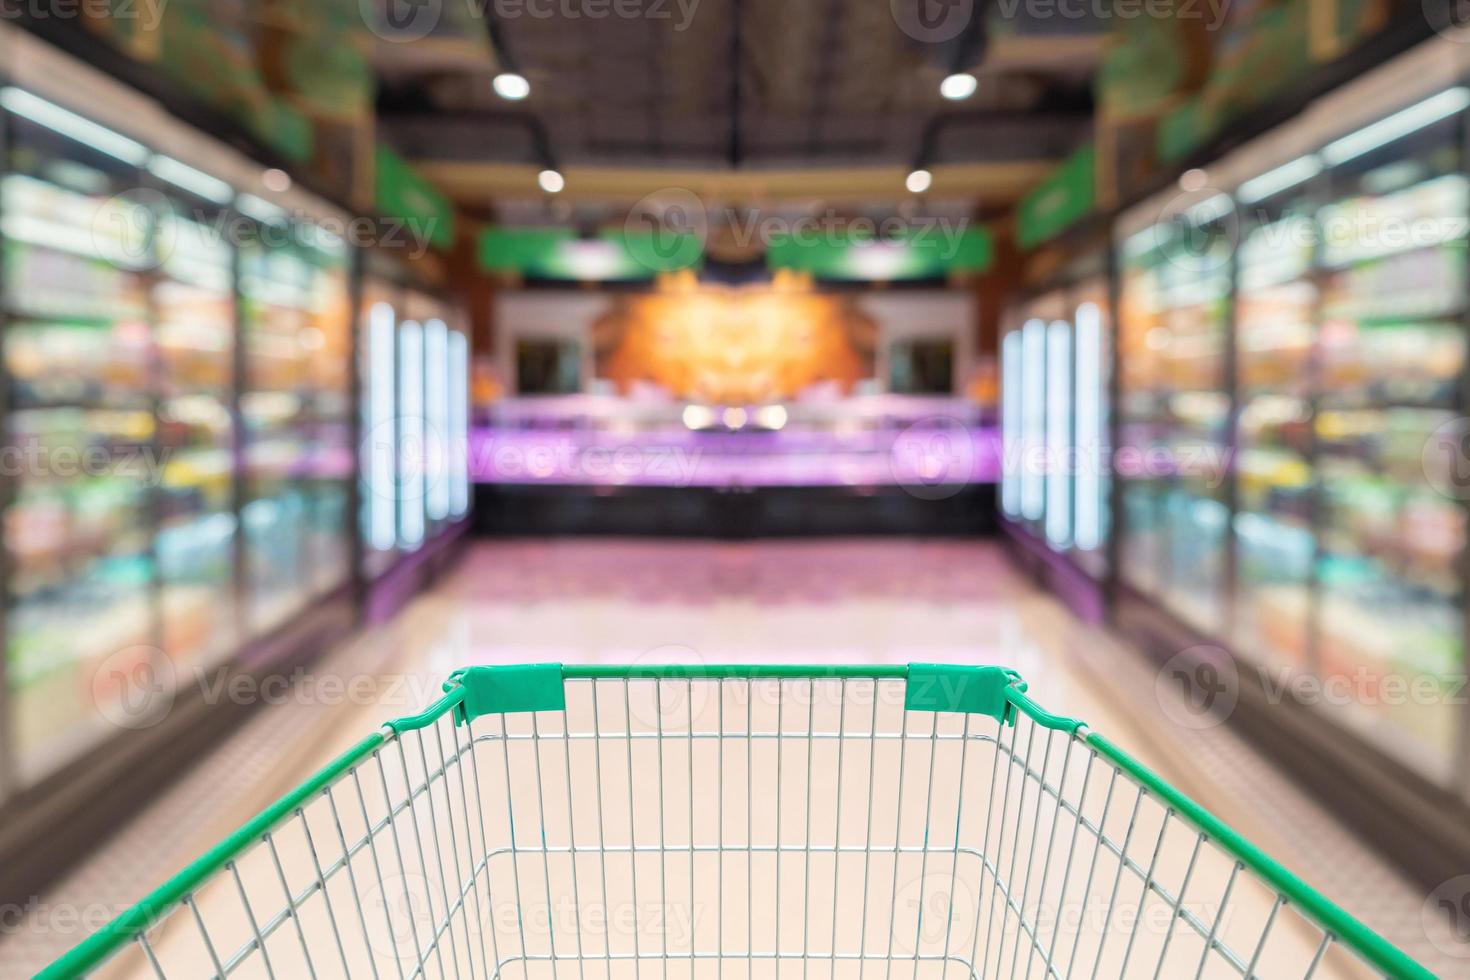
[{"left": 468, "top": 409, "right": 1000, "bottom": 488}]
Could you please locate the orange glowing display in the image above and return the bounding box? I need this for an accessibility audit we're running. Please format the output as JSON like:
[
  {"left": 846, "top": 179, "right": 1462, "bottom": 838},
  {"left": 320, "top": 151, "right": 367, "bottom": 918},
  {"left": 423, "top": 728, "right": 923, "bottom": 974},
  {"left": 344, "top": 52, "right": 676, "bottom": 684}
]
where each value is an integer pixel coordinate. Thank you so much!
[{"left": 595, "top": 272, "right": 875, "bottom": 402}]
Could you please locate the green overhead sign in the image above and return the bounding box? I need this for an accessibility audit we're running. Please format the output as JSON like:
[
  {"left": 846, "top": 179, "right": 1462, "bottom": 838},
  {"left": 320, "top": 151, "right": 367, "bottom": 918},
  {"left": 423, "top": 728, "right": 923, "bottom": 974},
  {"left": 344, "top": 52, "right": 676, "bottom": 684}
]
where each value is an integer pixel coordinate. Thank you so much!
[
  {"left": 478, "top": 223, "right": 990, "bottom": 282},
  {"left": 374, "top": 145, "right": 455, "bottom": 250},
  {"left": 766, "top": 226, "right": 992, "bottom": 280},
  {"left": 1016, "top": 144, "right": 1096, "bottom": 249},
  {"left": 478, "top": 227, "right": 703, "bottom": 280}
]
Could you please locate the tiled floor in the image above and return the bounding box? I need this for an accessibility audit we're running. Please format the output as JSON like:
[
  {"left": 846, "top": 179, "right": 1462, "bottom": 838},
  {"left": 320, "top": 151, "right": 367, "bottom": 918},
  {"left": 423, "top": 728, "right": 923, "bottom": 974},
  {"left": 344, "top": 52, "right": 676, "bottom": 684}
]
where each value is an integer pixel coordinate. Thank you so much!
[{"left": 3, "top": 540, "right": 1460, "bottom": 977}]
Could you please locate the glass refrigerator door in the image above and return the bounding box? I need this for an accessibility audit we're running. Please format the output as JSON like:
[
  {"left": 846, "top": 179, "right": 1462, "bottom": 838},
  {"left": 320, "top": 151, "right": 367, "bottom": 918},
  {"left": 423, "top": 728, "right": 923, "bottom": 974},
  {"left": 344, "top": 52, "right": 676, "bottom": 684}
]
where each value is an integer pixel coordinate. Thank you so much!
[
  {"left": 301, "top": 230, "right": 352, "bottom": 594},
  {"left": 398, "top": 319, "right": 426, "bottom": 550},
  {"left": 1314, "top": 94, "right": 1468, "bottom": 782},
  {"left": 1155, "top": 201, "right": 1233, "bottom": 635},
  {"left": 360, "top": 290, "right": 399, "bottom": 576},
  {"left": 239, "top": 224, "right": 315, "bottom": 635},
  {"left": 1, "top": 99, "right": 160, "bottom": 781},
  {"left": 1116, "top": 230, "right": 1171, "bottom": 597},
  {"left": 1045, "top": 319, "right": 1073, "bottom": 549},
  {"left": 425, "top": 316, "right": 452, "bottom": 532},
  {"left": 1233, "top": 182, "right": 1318, "bottom": 669},
  {"left": 154, "top": 201, "right": 238, "bottom": 671},
  {"left": 1072, "top": 291, "right": 1110, "bottom": 576},
  {"left": 448, "top": 326, "right": 470, "bottom": 520},
  {"left": 1001, "top": 328, "right": 1022, "bottom": 520}
]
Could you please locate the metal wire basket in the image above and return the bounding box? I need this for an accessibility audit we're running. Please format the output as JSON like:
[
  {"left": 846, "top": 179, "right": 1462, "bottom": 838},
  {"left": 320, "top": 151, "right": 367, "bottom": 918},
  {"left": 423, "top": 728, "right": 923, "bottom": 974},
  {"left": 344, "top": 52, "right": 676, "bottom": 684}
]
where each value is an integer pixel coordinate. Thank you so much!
[{"left": 43, "top": 664, "right": 1432, "bottom": 979}]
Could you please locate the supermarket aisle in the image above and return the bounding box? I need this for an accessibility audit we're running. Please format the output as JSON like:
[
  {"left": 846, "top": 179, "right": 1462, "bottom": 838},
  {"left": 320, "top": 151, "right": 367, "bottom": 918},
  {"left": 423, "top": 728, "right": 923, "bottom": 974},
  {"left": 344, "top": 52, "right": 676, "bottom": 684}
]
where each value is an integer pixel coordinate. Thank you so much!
[{"left": 1, "top": 540, "right": 1456, "bottom": 977}]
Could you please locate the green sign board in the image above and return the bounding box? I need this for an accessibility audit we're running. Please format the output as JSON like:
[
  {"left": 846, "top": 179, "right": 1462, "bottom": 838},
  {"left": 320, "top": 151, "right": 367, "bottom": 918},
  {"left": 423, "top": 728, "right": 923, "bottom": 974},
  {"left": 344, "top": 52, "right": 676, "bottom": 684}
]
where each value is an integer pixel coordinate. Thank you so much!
[
  {"left": 479, "top": 223, "right": 988, "bottom": 281},
  {"left": 1016, "top": 144, "right": 1096, "bottom": 249},
  {"left": 478, "top": 227, "right": 703, "bottom": 280},
  {"left": 766, "top": 226, "right": 992, "bottom": 280},
  {"left": 374, "top": 145, "right": 455, "bottom": 250}
]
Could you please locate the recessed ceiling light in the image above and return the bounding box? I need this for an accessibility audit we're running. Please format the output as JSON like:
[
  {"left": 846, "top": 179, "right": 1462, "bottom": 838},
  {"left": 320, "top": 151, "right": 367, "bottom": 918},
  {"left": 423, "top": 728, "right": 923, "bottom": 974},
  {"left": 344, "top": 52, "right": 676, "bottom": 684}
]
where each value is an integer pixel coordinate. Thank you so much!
[
  {"left": 262, "top": 168, "right": 292, "bottom": 193},
  {"left": 940, "top": 73, "right": 977, "bottom": 100},
  {"left": 538, "top": 169, "right": 565, "bottom": 194},
  {"left": 493, "top": 72, "right": 531, "bottom": 101},
  {"left": 1178, "top": 168, "right": 1208, "bottom": 192},
  {"left": 905, "top": 169, "right": 933, "bottom": 194}
]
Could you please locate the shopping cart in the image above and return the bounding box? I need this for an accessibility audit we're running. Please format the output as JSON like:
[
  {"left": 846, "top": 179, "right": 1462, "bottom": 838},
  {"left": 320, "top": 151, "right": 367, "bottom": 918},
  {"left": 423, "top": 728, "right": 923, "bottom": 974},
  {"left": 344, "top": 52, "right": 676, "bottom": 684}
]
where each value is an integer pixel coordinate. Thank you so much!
[{"left": 43, "top": 664, "right": 1434, "bottom": 980}]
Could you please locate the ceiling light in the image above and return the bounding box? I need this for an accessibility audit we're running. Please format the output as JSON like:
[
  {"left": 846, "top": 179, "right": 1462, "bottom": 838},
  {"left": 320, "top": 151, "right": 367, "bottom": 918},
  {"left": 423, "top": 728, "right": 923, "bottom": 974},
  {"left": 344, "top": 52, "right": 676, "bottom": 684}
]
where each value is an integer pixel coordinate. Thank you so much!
[
  {"left": 149, "top": 155, "right": 233, "bottom": 204},
  {"left": 940, "top": 73, "right": 977, "bottom": 100},
  {"left": 262, "top": 168, "right": 292, "bottom": 193},
  {"left": 538, "top": 169, "right": 565, "bottom": 194},
  {"left": 1322, "top": 87, "right": 1470, "bottom": 164},
  {"left": 493, "top": 72, "right": 531, "bottom": 101},
  {"left": 1237, "top": 155, "right": 1322, "bottom": 204},
  {"left": 905, "top": 169, "right": 932, "bottom": 194},
  {"left": 0, "top": 87, "right": 147, "bottom": 164}
]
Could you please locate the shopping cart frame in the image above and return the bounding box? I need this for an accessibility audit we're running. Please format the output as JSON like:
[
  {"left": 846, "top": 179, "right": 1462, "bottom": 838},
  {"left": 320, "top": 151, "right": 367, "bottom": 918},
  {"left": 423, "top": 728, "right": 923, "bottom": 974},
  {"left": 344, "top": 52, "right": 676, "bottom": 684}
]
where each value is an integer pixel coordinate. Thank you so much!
[{"left": 39, "top": 663, "right": 1435, "bottom": 980}]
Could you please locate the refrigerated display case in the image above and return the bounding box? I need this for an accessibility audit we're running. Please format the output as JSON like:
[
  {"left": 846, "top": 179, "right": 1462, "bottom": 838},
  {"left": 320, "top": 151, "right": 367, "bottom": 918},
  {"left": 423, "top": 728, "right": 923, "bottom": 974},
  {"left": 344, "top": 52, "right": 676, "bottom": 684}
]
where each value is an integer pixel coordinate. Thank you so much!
[
  {"left": 0, "top": 24, "right": 478, "bottom": 893},
  {"left": 0, "top": 75, "right": 378, "bottom": 787},
  {"left": 1114, "top": 75, "right": 1470, "bottom": 796},
  {"left": 1, "top": 93, "right": 160, "bottom": 783},
  {"left": 356, "top": 270, "right": 471, "bottom": 586},
  {"left": 999, "top": 260, "right": 1112, "bottom": 587}
]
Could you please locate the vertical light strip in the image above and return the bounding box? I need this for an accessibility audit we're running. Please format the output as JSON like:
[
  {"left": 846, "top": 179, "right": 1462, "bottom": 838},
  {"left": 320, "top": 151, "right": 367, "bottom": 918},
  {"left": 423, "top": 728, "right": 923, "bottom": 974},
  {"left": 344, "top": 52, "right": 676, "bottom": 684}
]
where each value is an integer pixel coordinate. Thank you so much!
[
  {"left": 1045, "top": 320, "right": 1073, "bottom": 548},
  {"left": 1074, "top": 302, "right": 1103, "bottom": 552},
  {"left": 1001, "top": 330, "right": 1022, "bottom": 518},
  {"left": 424, "top": 318, "right": 451, "bottom": 522},
  {"left": 1020, "top": 318, "right": 1046, "bottom": 522},
  {"left": 367, "top": 302, "right": 397, "bottom": 552},
  {"left": 448, "top": 330, "right": 470, "bottom": 517},
  {"left": 398, "top": 320, "right": 426, "bottom": 549}
]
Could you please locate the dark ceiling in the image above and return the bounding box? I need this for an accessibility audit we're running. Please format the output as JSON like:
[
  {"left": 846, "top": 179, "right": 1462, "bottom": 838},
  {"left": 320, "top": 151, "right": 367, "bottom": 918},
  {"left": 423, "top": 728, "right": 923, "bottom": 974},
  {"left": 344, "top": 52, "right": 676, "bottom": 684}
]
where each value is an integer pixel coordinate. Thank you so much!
[{"left": 373, "top": 0, "right": 1103, "bottom": 175}]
